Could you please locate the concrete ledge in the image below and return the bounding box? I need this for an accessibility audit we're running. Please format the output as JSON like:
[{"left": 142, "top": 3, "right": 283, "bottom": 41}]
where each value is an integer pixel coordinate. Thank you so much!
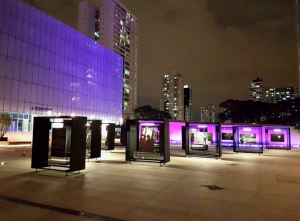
[{"left": 0, "top": 141, "right": 32, "bottom": 147}]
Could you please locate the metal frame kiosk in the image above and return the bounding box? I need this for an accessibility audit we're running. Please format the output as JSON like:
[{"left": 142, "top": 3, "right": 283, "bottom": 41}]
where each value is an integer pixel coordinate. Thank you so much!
[
  {"left": 265, "top": 127, "right": 291, "bottom": 150},
  {"left": 233, "top": 126, "right": 263, "bottom": 155},
  {"left": 86, "top": 120, "right": 102, "bottom": 160},
  {"left": 31, "top": 116, "right": 87, "bottom": 175},
  {"left": 183, "top": 122, "right": 222, "bottom": 158},
  {"left": 101, "top": 123, "right": 115, "bottom": 151},
  {"left": 126, "top": 119, "right": 170, "bottom": 166}
]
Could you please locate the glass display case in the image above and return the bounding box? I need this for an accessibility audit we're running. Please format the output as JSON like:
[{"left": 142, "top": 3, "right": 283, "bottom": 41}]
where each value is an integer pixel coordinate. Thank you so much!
[
  {"left": 126, "top": 119, "right": 170, "bottom": 165},
  {"left": 183, "top": 123, "right": 221, "bottom": 158},
  {"left": 233, "top": 126, "right": 263, "bottom": 154},
  {"left": 265, "top": 127, "right": 291, "bottom": 150}
]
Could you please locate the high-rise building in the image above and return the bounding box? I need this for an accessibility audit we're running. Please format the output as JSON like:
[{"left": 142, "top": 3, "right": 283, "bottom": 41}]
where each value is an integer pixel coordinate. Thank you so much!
[
  {"left": 249, "top": 78, "right": 264, "bottom": 102},
  {"left": 160, "top": 72, "right": 184, "bottom": 121},
  {"left": 0, "top": 0, "right": 123, "bottom": 132},
  {"left": 265, "top": 86, "right": 297, "bottom": 103},
  {"left": 160, "top": 75, "right": 171, "bottom": 114},
  {"left": 78, "top": 0, "right": 138, "bottom": 118},
  {"left": 183, "top": 85, "right": 192, "bottom": 121},
  {"left": 200, "top": 104, "right": 215, "bottom": 123},
  {"left": 296, "top": 0, "right": 300, "bottom": 96},
  {"left": 78, "top": 1, "right": 100, "bottom": 41}
]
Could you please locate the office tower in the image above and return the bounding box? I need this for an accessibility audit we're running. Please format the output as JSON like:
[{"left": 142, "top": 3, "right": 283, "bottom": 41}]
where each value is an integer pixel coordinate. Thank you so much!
[
  {"left": 160, "top": 72, "right": 184, "bottom": 121},
  {"left": 265, "top": 86, "right": 297, "bottom": 103},
  {"left": 78, "top": 0, "right": 138, "bottom": 118},
  {"left": 183, "top": 85, "right": 192, "bottom": 121},
  {"left": 200, "top": 104, "right": 215, "bottom": 123},
  {"left": 249, "top": 78, "right": 264, "bottom": 102},
  {"left": 0, "top": 0, "right": 123, "bottom": 131}
]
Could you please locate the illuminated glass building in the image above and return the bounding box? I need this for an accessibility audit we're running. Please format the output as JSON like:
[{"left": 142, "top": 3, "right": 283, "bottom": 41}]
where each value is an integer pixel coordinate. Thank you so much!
[
  {"left": 78, "top": 0, "right": 138, "bottom": 118},
  {"left": 0, "top": 0, "right": 123, "bottom": 131}
]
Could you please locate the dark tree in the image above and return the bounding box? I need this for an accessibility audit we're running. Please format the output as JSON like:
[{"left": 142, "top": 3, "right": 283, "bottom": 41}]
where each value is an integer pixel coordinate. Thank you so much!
[
  {"left": 217, "top": 98, "right": 300, "bottom": 125},
  {"left": 133, "top": 105, "right": 172, "bottom": 120}
]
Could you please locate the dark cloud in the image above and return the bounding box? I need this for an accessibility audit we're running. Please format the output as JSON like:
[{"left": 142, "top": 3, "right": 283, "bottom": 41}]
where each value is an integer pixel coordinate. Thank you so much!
[
  {"left": 207, "top": 0, "right": 293, "bottom": 27},
  {"left": 25, "top": 0, "right": 298, "bottom": 120},
  {"left": 164, "top": 10, "right": 181, "bottom": 23}
]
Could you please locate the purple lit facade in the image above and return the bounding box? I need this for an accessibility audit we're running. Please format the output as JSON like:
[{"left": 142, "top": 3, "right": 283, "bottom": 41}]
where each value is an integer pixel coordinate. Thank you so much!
[
  {"left": 0, "top": 0, "right": 123, "bottom": 131},
  {"left": 169, "top": 122, "right": 299, "bottom": 148},
  {"left": 169, "top": 122, "right": 219, "bottom": 144},
  {"left": 169, "top": 122, "right": 185, "bottom": 143},
  {"left": 221, "top": 125, "right": 292, "bottom": 149},
  {"left": 264, "top": 127, "right": 290, "bottom": 149}
]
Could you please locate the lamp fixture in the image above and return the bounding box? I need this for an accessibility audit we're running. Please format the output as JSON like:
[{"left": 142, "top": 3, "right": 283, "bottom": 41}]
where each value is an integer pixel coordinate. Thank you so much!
[{"left": 141, "top": 123, "right": 155, "bottom": 126}]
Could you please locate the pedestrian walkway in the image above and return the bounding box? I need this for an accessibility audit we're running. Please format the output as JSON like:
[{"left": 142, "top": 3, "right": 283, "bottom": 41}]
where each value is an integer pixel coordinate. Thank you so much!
[{"left": 0, "top": 146, "right": 300, "bottom": 221}]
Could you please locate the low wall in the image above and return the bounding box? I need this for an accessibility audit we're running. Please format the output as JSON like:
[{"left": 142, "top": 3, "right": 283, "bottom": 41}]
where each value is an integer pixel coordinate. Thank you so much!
[
  {"left": 4, "top": 132, "right": 33, "bottom": 142},
  {"left": 290, "top": 128, "right": 300, "bottom": 147}
]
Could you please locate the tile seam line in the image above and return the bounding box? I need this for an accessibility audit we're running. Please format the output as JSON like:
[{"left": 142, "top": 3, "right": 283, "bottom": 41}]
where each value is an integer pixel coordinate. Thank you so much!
[{"left": 0, "top": 195, "right": 123, "bottom": 221}]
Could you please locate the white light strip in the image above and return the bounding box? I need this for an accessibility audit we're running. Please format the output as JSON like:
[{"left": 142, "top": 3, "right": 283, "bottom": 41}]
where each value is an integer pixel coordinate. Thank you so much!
[
  {"left": 243, "top": 128, "right": 252, "bottom": 131},
  {"left": 0, "top": 144, "right": 31, "bottom": 147},
  {"left": 141, "top": 123, "right": 155, "bottom": 126},
  {"left": 197, "top": 126, "right": 207, "bottom": 128},
  {"left": 274, "top": 129, "right": 281, "bottom": 132}
]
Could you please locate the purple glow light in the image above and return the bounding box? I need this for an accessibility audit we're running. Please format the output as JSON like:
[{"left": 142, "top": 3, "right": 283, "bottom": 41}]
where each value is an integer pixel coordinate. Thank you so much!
[{"left": 0, "top": 0, "right": 123, "bottom": 121}]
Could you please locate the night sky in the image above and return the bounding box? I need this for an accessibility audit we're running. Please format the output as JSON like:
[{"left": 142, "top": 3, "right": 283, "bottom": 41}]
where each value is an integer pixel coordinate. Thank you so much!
[{"left": 25, "top": 0, "right": 298, "bottom": 121}]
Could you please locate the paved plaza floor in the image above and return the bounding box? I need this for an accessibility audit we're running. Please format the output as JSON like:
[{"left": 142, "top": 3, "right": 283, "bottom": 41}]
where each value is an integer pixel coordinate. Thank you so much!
[{"left": 0, "top": 145, "right": 300, "bottom": 221}]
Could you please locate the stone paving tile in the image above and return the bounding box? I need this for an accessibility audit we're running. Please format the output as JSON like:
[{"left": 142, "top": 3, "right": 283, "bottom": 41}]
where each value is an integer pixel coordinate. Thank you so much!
[{"left": 1, "top": 146, "right": 300, "bottom": 220}]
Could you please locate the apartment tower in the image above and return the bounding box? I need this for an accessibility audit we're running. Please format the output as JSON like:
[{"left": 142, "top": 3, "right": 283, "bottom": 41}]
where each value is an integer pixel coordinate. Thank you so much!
[
  {"left": 249, "top": 78, "right": 264, "bottom": 102},
  {"left": 200, "top": 104, "right": 215, "bottom": 123},
  {"left": 78, "top": 0, "right": 138, "bottom": 118},
  {"left": 160, "top": 72, "right": 184, "bottom": 121},
  {"left": 265, "top": 86, "right": 297, "bottom": 103}
]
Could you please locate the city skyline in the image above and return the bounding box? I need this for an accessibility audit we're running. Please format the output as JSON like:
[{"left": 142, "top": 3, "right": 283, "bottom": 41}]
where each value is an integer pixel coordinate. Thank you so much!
[{"left": 24, "top": 0, "right": 298, "bottom": 121}]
